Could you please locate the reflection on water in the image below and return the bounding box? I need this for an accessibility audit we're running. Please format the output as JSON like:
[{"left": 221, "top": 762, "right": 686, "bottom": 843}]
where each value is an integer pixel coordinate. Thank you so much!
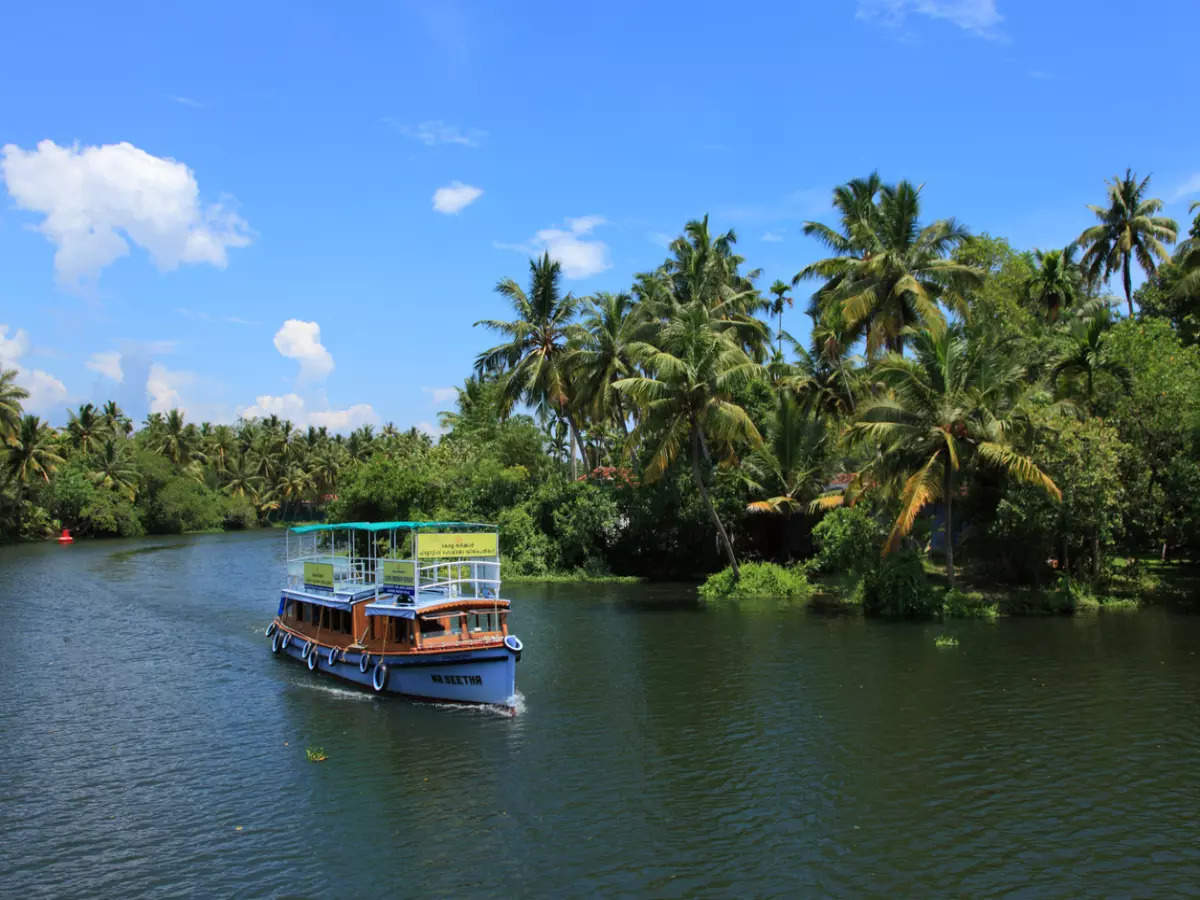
[{"left": 1, "top": 531, "right": 1198, "bottom": 896}]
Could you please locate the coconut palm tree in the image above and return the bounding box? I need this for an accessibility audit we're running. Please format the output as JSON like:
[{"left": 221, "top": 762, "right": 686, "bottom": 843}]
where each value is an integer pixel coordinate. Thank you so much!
[
  {"left": 89, "top": 439, "right": 138, "bottom": 500},
  {"left": 768, "top": 280, "right": 793, "bottom": 354},
  {"left": 475, "top": 253, "right": 584, "bottom": 475},
  {"left": 67, "top": 403, "right": 103, "bottom": 455},
  {"left": 744, "top": 393, "right": 830, "bottom": 515},
  {"left": 796, "top": 175, "right": 983, "bottom": 358},
  {"left": 1076, "top": 169, "right": 1178, "bottom": 317},
  {"left": 5, "top": 415, "right": 64, "bottom": 486},
  {"left": 615, "top": 301, "right": 764, "bottom": 579},
  {"left": 1171, "top": 201, "right": 1200, "bottom": 300},
  {"left": 846, "top": 325, "right": 1060, "bottom": 585},
  {"left": 101, "top": 401, "right": 132, "bottom": 437},
  {"left": 221, "top": 452, "right": 264, "bottom": 499},
  {"left": 0, "top": 369, "right": 29, "bottom": 441},
  {"left": 1051, "top": 305, "right": 1131, "bottom": 414},
  {"left": 154, "top": 409, "right": 198, "bottom": 466},
  {"left": 573, "top": 291, "right": 645, "bottom": 439},
  {"left": 1025, "top": 246, "right": 1083, "bottom": 322}
]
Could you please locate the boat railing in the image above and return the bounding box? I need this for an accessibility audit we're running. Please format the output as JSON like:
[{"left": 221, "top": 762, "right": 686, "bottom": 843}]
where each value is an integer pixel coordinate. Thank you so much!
[
  {"left": 285, "top": 553, "right": 379, "bottom": 593},
  {"left": 417, "top": 559, "right": 501, "bottom": 599}
]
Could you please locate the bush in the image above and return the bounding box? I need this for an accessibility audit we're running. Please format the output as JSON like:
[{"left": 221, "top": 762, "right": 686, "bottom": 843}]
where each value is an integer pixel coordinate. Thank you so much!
[
  {"left": 221, "top": 494, "right": 258, "bottom": 530},
  {"left": 943, "top": 588, "right": 998, "bottom": 620},
  {"left": 862, "top": 549, "right": 940, "bottom": 618},
  {"left": 698, "top": 561, "right": 813, "bottom": 603},
  {"left": 811, "top": 506, "right": 879, "bottom": 575}
]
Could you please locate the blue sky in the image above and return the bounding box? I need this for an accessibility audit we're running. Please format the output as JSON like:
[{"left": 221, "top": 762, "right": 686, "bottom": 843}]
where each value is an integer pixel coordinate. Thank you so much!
[{"left": 2, "top": 0, "right": 1198, "bottom": 431}]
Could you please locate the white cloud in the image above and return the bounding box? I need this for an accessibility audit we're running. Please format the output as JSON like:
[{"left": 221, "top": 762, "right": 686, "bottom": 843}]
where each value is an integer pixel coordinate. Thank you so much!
[
  {"left": 1170, "top": 173, "right": 1200, "bottom": 202},
  {"left": 146, "top": 362, "right": 195, "bottom": 413},
  {"left": 856, "top": 0, "right": 1002, "bottom": 37},
  {"left": 87, "top": 351, "right": 124, "bottom": 382},
  {"left": 422, "top": 385, "right": 458, "bottom": 405},
  {"left": 273, "top": 319, "right": 334, "bottom": 381},
  {"left": 0, "top": 324, "right": 69, "bottom": 415},
  {"left": 1, "top": 140, "right": 251, "bottom": 286},
  {"left": 416, "top": 420, "right": 446, "bottom": 438},
  {"left": 432, "top": 181, "right": 483, "bottom": 214},
  {"left": 237, "top": 393, "right": 379, "bottom": 433},
  {"left": 0, "top": 324, "right": 28, "bottom": 369},
  {"left": 389, "top": 120, "right": 485, "bottom": 147},
  {"left": 498, "top": 215, "right": 612, "bottom": 279},
  {"left": 761, "top": 231, "right": 784, "bottom": 242}
]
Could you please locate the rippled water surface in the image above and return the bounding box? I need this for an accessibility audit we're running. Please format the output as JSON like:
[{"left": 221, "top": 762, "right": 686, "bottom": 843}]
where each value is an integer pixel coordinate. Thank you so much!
[{"left": 2, "top": 531, "right": 1199, "bottom": 897}]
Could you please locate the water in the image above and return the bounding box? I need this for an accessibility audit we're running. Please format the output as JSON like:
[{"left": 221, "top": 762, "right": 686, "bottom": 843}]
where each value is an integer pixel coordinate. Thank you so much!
[{"left": 2, "top": 531, "right": 1198, "bottom": 897}]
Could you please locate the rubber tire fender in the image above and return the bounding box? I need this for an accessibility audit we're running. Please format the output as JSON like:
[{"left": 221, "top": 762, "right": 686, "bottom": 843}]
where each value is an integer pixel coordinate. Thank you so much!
[
  {"left": 372, "top": 662, "right": 388, "bottom": 692},
  {"left": 307, "top": 648, "right": 319, "bottom": 672},
  {"left": 359, "top": 653, "right": 371, "bottom": 674},
  {"left": 281, "top": 633, "right": 292, "bottom": 650},
  {"left": 326, "top": 646, "right": 338, "bottom": 666},
  {"left": 265, "top": 621, "right": 277, "bottom": 638},
  {"left": 271, "top": 631, "right": 282, "bottom": 654}
]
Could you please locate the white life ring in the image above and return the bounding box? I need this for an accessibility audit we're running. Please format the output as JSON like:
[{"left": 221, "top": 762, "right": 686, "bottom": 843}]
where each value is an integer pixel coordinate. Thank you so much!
[
  {"left": 307, "top": 648, "right": 319, "bottom": 672},
  {"left": 504, "top": 635, "right": 523, "bottom": 653},
  {"left": 372, "top": 662, "right": 388, "bottom": 692}
]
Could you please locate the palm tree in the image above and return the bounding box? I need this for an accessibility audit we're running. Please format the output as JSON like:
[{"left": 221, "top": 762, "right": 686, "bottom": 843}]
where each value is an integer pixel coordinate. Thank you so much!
[
  {"left": 796, "top": 175, "right": 983, "bottom": 358},
  {"left": 1025, "top": 246, "right": 1083, "bottom": 322},
  {"left": 1171, "top": 201, "right": 1200, "bottom": 300},
  {"left": 573, "top": 291, "right": 645, "bottom": 439},
  {"left": 1076, "top": 169, "right": 1178, "bottom": 317},
  {"left": 154, "top": 409, "right": 196, "bottom": 466},
  {"left": 221, "top": 452, "right": 264, "bottom": 499},
  {"left": 768, "top": 280, "right": 793, "bottom": 354},
  {"left": 744, "top": 393, "right": 829, "bottom": 515},
  {"left": 89, "top": 439, "right": 138, "bottom": 500},
  {"left": 101, "top": 401, "right": 132, "bottom": 437},
  {"left": 1051, "top": 304, "right": 1131, "bottom": 414},
  {"left": 0, "top": 369, "right": 29, "bottom": 441},
  {"left": 846, "top": 325, "right": 1060, "bottom": 585},
  {"left": 67, "top": 403, "right": 102, "bottom": 455},
  {"left": 475, "top": 253, "right": 584, "bottom": 476},
  {"left": 615, "top": 301, "right": 764, "bottom": 579},
  {"left": 5, "top": 415, "right": 64, "bottom": 486}
]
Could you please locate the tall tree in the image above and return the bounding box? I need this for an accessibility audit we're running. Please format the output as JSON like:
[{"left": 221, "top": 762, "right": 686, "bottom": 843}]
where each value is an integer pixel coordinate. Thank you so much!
[
  {"left": 1077, "top": 169, "right": 1178, "bottom": 317},
  {"left": 1051, "top": 305, "right": 1131, "bottom": 414},
  {"left": 768, "top": 280, "right": 793, "bottom": 354},
  {"left": 6, "top": 415, "right": 64, "bottom": 486},
  {"left": 0, "top": 369, "right": 29, "bottom": 441},
  {"left": 573, "top": 291, "right": 645, "bottom": 439},
  {"left": 90, "top": 439, "right": 138, "bottom": 500},
  {"left": 797, "top": 175, "right": 982, "bottom": 358},
  {"left": 616, "top": 301, "right": 764, "bottom": 579},
  {"left": 475, "top": 253, "right": 584, "bottom": 476},
  {"left": 847, "top": 326, "right": 1060, "bottom": 585},
  {"left": 1025, "top": 246, "right": 1083, "bottom": 322},
  {"left": 67, "top": 403, "right": 102, "bottom": 455}
]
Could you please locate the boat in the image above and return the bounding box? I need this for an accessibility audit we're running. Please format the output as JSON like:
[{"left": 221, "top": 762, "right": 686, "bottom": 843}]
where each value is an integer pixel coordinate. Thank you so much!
[{"left": 265, "top": 521, "right": 523, "bottom": 709}]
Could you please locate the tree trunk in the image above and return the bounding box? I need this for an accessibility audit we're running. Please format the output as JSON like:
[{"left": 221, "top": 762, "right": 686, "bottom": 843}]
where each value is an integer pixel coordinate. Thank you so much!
[
  {"left": 1092, "top": 530, "right": 1101, "bottom": 581},
  {"left": 945, "top": 464, "right": 955, "bottom": 588},
  {"left": 1123, "top": 253, "right": 1134, "bottom": 318},
  {"left": 691, "top": 427, "right": 739, "bottom": 580}
]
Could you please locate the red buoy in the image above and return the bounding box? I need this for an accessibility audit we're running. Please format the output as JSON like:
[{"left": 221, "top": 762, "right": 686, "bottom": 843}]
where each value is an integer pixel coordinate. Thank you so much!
[{"left": 57, "top": 529, "right": 74, "bottom": 544}]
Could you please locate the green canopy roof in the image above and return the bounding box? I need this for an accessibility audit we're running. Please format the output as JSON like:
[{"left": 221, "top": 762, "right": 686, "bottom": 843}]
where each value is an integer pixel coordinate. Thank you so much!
[{"left": 289, "top": 520, "right": 495, "bottom": 534}]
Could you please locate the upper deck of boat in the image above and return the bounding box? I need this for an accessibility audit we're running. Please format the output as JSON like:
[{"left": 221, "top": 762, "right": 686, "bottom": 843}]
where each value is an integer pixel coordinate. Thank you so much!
[{"left": 282, "top": 520, "right": 507, "bottom": 618}]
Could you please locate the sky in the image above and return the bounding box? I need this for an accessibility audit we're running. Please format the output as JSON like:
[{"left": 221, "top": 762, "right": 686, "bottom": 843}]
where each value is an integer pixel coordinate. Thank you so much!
[{"left": 2, "top": 0, "right": 1198, "bottom": 432}]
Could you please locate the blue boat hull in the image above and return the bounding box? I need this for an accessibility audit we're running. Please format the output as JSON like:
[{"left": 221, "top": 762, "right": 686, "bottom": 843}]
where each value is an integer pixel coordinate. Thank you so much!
[{"left": 274, "top": 636, "right": 518, "bottom": 707}]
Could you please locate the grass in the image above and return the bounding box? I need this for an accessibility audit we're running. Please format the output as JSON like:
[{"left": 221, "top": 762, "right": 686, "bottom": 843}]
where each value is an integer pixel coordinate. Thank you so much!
[
  {"left": 305, "top": 746, "right": 328, "bottom": 762},
  {"left": 933, "top": 634, "right": 959, "bottom": 648},
  {"left": 503, "top": 572, "right": 645, "bottom": 584}
]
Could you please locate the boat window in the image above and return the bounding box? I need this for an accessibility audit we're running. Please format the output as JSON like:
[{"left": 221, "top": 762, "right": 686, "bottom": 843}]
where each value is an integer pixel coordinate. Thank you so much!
[
  {"left": 470, "top": 613, "right": 491, "bottom": 633},
  {"left": 421, "top": 617, "right": 446, "bottom": 638},
  {"left": 448, "top": 614, "right": 461, "bottom": 635}
]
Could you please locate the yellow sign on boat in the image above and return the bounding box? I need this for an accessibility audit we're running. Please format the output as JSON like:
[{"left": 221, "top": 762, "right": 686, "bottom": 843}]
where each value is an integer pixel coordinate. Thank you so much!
[
  {"left": 418, "top": 532, "right": 498, "bottom": 559},
  {"left": 303, "top": 561, "right": 335, "bottom": 589},
  {"left": 382, "top": 560, "right": 414, "bottom": 586}
]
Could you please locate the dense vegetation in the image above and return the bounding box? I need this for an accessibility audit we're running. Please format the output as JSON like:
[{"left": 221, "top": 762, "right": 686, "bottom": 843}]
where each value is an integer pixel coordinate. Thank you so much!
[{"left": 4, "top": 172, "right": 1198, "bottom": 612}]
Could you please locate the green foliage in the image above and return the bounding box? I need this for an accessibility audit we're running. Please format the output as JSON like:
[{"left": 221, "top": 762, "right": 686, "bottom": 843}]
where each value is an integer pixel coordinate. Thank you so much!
[
  {"left": 942, "top": 588, "right": 998, "bottom": 620},
  {"left": 933, "top": 634, "right": 959, "bottom": 647},
  {"left": 45, "top": 461, "right": 142, "bottom": 537},
  {"left": 862, "top": 549, "right": 940, "bottom": 618},
  {"left": 698, "top": 561, "right": 813, "bottom": 603},
  {"left": 811, "top": 506, "right": 879, "bottom": 574}
]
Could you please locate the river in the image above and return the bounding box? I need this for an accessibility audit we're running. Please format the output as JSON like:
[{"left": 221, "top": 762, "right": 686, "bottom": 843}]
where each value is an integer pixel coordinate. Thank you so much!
[{"left": 1, "top": 530, "right": 1198, "bottom": 897}]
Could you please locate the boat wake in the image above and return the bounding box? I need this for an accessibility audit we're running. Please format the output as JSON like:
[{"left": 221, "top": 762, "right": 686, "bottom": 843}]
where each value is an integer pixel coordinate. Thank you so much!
[{"left": 290, "top": 679, "right": 377, "bottom": 702}]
